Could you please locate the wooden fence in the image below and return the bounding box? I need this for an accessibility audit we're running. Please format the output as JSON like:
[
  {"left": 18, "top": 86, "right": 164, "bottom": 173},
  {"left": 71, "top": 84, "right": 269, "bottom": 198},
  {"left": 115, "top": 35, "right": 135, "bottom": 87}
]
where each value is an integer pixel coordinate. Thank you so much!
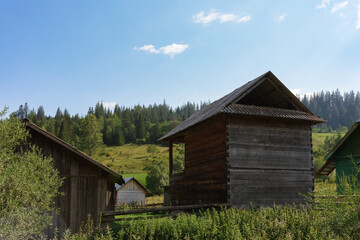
[
  {"left": 102, "top": 195, "right": 360, "bottom": 223},
  {"left": 101, "top": 203, "right": 230, "bottom": 223}
]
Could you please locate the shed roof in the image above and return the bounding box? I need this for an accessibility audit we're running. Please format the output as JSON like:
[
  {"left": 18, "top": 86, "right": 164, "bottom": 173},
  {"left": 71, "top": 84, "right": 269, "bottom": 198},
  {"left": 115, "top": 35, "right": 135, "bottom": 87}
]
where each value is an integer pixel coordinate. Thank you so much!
[
  {"left": 222, "top": 104, "right": 325, "bottom": 123},
  {"left": 159, "top": 71, "right": 324, "bottom": 142},
  {"left": 115, "top": 177, "right": 150, "bottom": 193},
  {"left": 24, "top": 119, "right": 124, "bottom": 184},
  {"left": 317, "top": 121, "right": 360, "bottom": 176}
]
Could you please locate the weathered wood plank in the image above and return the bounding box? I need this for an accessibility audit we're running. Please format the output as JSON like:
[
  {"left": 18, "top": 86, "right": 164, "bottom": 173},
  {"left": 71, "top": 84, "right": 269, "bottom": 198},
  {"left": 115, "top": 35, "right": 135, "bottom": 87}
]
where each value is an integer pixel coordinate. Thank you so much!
[
  {"left": 228, "top": 148, "right": 311, "bottom": 160},
  {"left": 102, "top": 203, "right": 230, "bottom": 217},
  {"left": 227, "top": 124, "right": 310, "bottom": 135},
  {"left": 226, "top": 132, "right": 310, "bottom": 146},
  {"left": 229, "top": 180, "right": 313, "bottom": 188},
  {"left": 70, "top": 158, "right": 79, "bottom": 232},
  {"left": 227, "top": 156, "right": 311, "bottom": 169},
  {"left": 186, "top": 151, "right": 226, "bottom": 168}
]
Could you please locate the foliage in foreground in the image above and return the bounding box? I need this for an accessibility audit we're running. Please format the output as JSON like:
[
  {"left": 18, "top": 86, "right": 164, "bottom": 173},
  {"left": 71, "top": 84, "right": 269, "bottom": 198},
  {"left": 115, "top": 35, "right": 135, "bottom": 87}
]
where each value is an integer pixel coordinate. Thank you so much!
[
  {"left": 0, "top": 108, "right": 63, "bottom": 239},
  {"left": 62, "top": 176, "right": 360, "bottom": 240}
]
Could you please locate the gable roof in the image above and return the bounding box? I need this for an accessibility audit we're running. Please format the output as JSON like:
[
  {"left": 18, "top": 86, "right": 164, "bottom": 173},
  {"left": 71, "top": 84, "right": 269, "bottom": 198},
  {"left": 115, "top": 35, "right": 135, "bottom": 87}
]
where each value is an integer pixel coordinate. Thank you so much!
[
  {"left": 24, "top": 119, "right": 124, "bottom": 184},
  {"left": 317, "top": 120, "right": 360, "bottom": 176},
  {"left": 159, "top": 71, "right": 325, "bottom": 142},
  {"left": 115, "top": 177, "right": 150, "bottom": 193}
]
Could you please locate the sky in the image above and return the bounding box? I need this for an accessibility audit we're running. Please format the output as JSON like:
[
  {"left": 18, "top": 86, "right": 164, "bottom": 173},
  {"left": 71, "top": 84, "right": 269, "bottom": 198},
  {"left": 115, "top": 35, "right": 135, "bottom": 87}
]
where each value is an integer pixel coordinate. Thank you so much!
[{"left": 1, "top": 0, "right": 360, "bottom": 116}]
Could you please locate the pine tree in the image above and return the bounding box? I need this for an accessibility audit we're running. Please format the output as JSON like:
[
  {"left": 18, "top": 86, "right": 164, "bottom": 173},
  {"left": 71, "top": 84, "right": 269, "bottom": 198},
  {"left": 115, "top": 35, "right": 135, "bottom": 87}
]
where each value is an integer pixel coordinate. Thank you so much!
[
  {"left": 37, "top": 106, "right": 46, "bottom": 129},
  {"left": 78, "top": 114, "right": 103, "bottom": 156},
  {"left": 59, "top": 111, "right": 73, "bottom": 144},
  {"left": 54, "top": 107, "right": 63, "bottom": 136},
  {"left": 135, "top": 109, "right": 145, "bottom": 140}
]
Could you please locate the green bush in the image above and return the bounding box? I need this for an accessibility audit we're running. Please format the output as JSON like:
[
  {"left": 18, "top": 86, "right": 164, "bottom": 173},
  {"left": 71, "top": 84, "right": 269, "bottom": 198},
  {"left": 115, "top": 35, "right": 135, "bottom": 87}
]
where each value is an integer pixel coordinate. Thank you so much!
[{"left": 0, "top": 108, "right": 63, "bottom": 239}]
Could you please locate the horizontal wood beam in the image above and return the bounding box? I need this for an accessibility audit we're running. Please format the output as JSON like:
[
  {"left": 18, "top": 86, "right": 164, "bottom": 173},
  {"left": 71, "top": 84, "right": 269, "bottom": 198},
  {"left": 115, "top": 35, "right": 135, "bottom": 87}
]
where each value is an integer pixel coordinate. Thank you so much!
[{"left": 101, "top": 203, "right": 230, "bottom": 217}]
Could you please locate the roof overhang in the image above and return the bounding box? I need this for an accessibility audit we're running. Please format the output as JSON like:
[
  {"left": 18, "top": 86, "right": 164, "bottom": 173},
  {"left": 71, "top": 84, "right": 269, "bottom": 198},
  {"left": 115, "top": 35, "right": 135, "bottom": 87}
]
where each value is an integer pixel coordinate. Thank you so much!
[
  {"left": 316, "top": 121, "right": 360, "bottom": 176},
  {"left": 24, "top": 119, "right": 124, "bottom": 184}
]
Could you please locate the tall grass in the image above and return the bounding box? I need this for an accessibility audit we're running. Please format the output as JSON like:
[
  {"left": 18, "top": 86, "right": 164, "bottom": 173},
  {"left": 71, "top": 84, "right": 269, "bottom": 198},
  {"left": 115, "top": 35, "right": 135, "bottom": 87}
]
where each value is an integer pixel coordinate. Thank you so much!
[{"left": 60, "top": 177, "right": 360, "bottom": 240}]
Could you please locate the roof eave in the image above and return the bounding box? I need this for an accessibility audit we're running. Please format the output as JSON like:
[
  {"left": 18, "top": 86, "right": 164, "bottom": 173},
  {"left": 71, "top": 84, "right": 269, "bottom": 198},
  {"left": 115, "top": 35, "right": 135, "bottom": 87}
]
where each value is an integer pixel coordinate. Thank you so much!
[
  {"left": 24, "top": 119, "right": 124, "bottom": 184},
  {"left": 324, "top": 122, "right": 360, "bottom": 161}
]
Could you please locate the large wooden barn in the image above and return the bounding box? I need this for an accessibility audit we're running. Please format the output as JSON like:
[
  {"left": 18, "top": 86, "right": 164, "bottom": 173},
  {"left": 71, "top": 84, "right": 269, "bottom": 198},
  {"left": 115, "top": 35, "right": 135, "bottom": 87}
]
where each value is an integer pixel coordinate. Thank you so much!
[
  {"left": 317, "top": 120, "right": 360, "bottom": 192},
  {"left": 24, "top": 120, "right": 124, "bottom": 234},
  {"left": 159, "top": 71, "right": 325, "bottom": 207}
]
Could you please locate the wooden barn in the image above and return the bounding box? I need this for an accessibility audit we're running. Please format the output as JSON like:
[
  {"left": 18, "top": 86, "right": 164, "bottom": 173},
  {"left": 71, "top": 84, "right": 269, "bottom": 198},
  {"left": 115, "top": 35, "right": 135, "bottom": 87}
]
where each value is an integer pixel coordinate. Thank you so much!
[
  {"left": 317, "top": 120, "right": 360, "bottom": 191},
  {"left": 159, "top": 71, "right": 325, "bottom": 207},
  {"left": 24, "top": 120, "right": 124, "bottom": 234},
  {"left": 115, "top": 177, "right": 150, "bottom": 205}
]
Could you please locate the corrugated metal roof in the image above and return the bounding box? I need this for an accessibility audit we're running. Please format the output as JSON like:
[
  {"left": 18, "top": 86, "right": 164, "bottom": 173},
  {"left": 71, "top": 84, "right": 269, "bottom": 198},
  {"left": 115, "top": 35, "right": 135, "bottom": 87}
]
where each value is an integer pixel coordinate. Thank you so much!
[
  {"left": 222, "top": 104, "right": 325, "bottom": 123},
  {"left": 159, "top": 71, "right": 323, "bottom": 141}
]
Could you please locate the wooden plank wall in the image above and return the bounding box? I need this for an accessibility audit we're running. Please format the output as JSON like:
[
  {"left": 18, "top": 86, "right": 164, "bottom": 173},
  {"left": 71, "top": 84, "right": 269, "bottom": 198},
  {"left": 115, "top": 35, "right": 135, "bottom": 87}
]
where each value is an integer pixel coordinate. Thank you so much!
[
  {"left": 170, "top": 116, "right": 227, "bottom": 205},
  {"left": 226, "top": 116, "right": 314, "bottom": 207},
  {"left": 116, "top": 179, "right": 147, "bottom": 205},
  {"left": 28, "top": 129, "right": 115, "bottom": 233}
]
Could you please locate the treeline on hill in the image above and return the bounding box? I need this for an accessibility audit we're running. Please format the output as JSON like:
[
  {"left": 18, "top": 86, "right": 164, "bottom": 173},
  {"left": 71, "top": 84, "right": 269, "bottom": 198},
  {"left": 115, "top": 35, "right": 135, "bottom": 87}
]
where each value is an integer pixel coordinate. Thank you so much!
[
  {"left": 11, "top": 89, "right": 360, "bottom": 153},
  {"left": 11, "top": 101, "right": 209, "bottom": 154},
  {"left": 302, "top": 90, "right": 360, "bottom": 131}
]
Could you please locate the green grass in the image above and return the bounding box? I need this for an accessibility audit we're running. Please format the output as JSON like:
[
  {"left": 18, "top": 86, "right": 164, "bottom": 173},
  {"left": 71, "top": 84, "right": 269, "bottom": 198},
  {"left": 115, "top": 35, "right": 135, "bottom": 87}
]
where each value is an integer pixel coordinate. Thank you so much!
[
  {"left": 94, "top": 143, "right": 183, "bottom": 175},
  {"left": 312, "top": 132, "right": 342, "bottom": 153},
  {"left": 122, "top": 173, "right": 147, "bottom": 187}
]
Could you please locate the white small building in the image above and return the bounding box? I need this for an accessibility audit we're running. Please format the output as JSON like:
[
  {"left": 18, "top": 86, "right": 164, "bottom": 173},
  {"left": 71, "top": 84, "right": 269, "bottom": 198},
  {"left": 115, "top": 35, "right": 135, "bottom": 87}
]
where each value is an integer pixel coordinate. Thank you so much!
[{"left": 115, "top": 177, "right": 150, "bottom": 205}]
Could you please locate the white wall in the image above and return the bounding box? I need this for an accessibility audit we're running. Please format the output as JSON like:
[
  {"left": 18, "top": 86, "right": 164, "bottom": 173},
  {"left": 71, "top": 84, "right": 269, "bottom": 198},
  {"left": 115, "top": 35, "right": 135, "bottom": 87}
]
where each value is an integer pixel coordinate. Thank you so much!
[{"left": 116, "top": 179, "right": 146, "bottom": 205}]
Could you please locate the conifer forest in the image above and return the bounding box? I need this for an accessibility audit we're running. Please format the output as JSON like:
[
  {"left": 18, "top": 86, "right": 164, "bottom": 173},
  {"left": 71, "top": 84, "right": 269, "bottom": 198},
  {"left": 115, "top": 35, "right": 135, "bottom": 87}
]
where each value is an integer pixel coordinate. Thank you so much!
[{"left": 10, "top": 90, "right": 360, "bottom": 156}]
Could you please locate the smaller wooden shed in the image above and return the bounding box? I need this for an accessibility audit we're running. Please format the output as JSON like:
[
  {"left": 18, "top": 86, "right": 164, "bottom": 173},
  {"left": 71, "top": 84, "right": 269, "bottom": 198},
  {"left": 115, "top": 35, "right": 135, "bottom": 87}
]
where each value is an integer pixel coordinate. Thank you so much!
[
  {"left": 115, "top": 177, "right": 150, "bottom": 205},
  {"left": 317, "top": 120, "right": 360, "bottom": 190},
  {"left": 24, "top": 119, "right": 124, "bottom": 234}
]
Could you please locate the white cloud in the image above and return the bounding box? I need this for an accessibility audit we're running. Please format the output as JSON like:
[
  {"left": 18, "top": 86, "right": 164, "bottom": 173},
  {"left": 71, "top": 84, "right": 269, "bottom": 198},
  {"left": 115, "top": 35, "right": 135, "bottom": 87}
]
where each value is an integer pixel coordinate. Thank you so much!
[
  {"left": 290, "top": 89, "right": 302, "bottom": 96},
  {"left": 357, "top": 2, "right": 360, "bottom": 29},
  {"left": 101, "top": 101, "right": 117, "bottom": 109},
  {"left": 278, "top": 14, "right": 287, "bottom": 22},
  {"left": 219, "top": 13, "right": 238, "bottom": 23},
  {"left": 290, "top": 89, "right": 315, "bottom": 99},
  {"left": 193, "top": 10, "right": 251, "bottom": 24},
  {"left": 193, "top": 11, "right": 220, "bottom": 24},
  {"left": 316, "top": 0, "right": 330, "bottom": 9},
  {"left": 134, "top": 43, "right": 189, "bottom": 58},
  {"left": 331, "top": 1, "right": 349, "bottom": 13},
  {"left": 159, "top": 43, "right": 189, "bottom": 58},
  {"left": 237, "top": 16, "right": 251, "bottom": 23},
  {"left": 134, "top": 45, "right": 159, "bottom": 54}
]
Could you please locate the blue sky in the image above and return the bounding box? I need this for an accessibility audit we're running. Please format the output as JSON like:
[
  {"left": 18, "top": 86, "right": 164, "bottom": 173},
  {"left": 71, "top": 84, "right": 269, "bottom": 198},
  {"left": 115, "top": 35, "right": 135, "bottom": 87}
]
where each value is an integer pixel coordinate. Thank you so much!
[{"left": 1, "top": 0, "right": 360, "bottom": 116}]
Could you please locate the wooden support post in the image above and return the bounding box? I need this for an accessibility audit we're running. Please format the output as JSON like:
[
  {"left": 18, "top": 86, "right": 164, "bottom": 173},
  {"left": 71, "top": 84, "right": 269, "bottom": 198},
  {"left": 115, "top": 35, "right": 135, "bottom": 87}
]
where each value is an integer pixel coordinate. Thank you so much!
[{"left": 169, "top": 139, "right": 173, "bottom": 175}]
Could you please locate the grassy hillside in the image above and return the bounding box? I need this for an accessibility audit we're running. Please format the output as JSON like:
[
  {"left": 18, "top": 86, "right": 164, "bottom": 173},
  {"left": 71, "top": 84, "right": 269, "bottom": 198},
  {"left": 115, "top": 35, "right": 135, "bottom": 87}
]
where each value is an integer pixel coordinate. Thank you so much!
[
  {"left": 94, "top": 144, "right": 183, "bottom": 175},
  {"left": 122, "top": 173, "right": 147, "bottom": 186},
  {"left": 312, "top": 132, "right": 343, "bottom": 153}
]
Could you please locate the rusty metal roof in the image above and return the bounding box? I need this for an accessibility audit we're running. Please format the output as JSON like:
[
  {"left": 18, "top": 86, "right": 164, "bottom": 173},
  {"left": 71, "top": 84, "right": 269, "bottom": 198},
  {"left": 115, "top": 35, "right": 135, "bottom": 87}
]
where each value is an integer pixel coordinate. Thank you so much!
[
  {"left": 222, "top": 104, "right": 325, "bottom": 123},
  {"left": 159, "top": 71, "right": 323, "bottom": 142}
]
